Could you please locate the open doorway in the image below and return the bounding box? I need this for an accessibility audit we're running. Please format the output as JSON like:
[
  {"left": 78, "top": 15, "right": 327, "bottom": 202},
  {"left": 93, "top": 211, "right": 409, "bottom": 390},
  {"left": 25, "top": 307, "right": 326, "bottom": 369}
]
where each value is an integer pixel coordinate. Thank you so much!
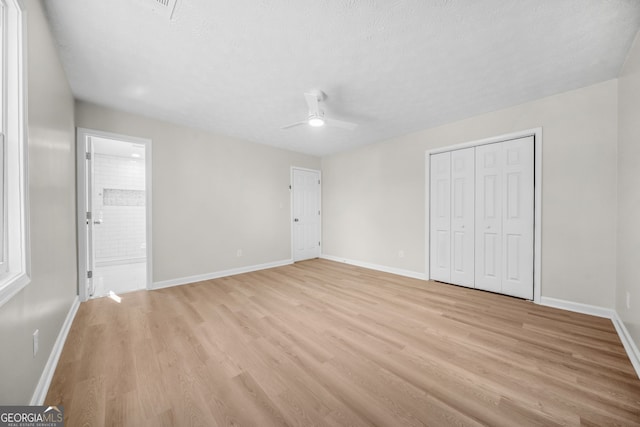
[{"left": 77, "top": 128, "right": 152, "bottom": 300}]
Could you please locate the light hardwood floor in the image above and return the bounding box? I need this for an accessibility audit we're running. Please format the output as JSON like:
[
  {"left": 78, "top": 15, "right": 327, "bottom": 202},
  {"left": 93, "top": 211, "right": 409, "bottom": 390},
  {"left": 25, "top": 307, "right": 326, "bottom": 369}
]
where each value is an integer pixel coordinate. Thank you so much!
[{"left": 46, "top": 259, "right": 640, "bottom": 426}]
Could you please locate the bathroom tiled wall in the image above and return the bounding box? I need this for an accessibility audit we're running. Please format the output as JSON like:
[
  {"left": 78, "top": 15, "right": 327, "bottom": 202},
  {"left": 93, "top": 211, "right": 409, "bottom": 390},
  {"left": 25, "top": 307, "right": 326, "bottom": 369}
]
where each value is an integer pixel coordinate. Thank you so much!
[{"left": 93, "top": 154, "right": 146, "bottom": 264}]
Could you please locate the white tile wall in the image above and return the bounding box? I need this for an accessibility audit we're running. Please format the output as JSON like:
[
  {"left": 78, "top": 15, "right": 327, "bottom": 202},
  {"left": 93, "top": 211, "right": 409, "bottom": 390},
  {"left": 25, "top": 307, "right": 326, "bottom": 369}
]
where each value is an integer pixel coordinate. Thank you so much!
[
  {"left": 103, "top": 188, "right": 145, "bottom": 206},
  {"left": 93, "top": 154, "right": 146, "bottom": 263}
]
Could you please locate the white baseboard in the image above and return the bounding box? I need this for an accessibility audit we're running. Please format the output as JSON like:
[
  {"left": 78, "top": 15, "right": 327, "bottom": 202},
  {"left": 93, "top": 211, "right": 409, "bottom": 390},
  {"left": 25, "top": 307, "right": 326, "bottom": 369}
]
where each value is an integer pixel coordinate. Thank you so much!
[
  {"left": 611, "top": 311, "right": 640, "bottom": 379},
  {"left": 320, "top": 254, "right": 427, "bottom": 280},
  {"left": 539, "top": 296, "right": 616, "bottom": 319},
  {"left": 152, "top": 259, "right": 294, "bottom": 290},
  {"left": 539, "top": 296, "right": 640, "bottom": 379},
  {"left": 30, "top": 296, "right": 80, "bottom": 405}
]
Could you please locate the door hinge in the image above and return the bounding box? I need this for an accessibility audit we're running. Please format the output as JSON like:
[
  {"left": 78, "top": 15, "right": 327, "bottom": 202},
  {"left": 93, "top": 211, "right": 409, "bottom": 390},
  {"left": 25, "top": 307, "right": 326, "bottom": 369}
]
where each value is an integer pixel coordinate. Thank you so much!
[
  {"left": 86, "top": 211, "right": 92, "bottom": 220},
  {"left": 318, "top": 210, "right": 320, "bottom": 215},
  {"left": 318, "top": 241, "right": 321, "bottom": 246},
  {"left": 87, "top": 270, "right": 93, "bottom": 279},
  {"left": 318, "top": 179, "right": 320, "bottom": 184},
  {"left": 86, "top": 152, "right": 91, "bottom": 160},
  {"left": 289, "top": 185, "right": 291, "bottom": 189}
]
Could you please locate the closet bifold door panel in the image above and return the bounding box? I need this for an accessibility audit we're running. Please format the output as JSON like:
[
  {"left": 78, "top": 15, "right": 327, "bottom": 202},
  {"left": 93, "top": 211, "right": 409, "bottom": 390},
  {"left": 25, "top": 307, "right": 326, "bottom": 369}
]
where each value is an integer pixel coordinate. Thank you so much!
[
  {"left": 475, "top": 136, "right": 534, "bottom": 299},
  {"left": 501, "top": 137, "right": 534, "bottom": 299},
  {"left": 430, "top": 135, "right": 534, "bottom": 300},
  {"left": 475, "top": 143, "right": 504, "bottom": 294},
  {"left": 429, "top": 151, "right": 451, "bottom": 283},
  {"left": 450, "top": 148, "right": 475, "bottom": 287}
]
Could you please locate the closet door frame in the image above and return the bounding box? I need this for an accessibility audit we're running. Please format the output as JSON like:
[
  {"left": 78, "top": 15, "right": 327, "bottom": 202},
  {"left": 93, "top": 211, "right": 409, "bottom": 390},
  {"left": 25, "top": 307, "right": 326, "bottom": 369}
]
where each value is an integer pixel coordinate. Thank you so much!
[{"left": 425, "top": 128, "right": 542, "bottom": 303}]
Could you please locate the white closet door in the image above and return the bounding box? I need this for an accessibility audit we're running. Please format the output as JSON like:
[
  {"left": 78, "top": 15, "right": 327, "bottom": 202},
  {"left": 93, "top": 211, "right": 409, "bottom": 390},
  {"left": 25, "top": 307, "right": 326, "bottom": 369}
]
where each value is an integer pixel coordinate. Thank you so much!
[
  {"left": 475, "top": 143, "right": 503, "bottom": 293},
  {"left": 501, "top": 136, "right": 534, "bottom": 299},
  {"left": 450, "top": 148, "right": 475, "bottom": 287},
  {"left": 430, "top": 152, "right": 451, "bottom": 282}
]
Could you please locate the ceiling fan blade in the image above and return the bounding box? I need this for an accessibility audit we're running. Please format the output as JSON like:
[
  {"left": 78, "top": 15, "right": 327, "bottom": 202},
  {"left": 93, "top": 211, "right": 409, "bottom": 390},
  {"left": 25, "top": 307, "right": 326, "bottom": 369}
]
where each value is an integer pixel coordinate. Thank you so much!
[
  {"left": 325, "top": 117, "right": 358, "bottom": 130},
  {"left": 281, "top": 120, "right": 307, "bottom": 130},
  {"left": 304, "top": 92, "right": 320, "bottom": 115}
]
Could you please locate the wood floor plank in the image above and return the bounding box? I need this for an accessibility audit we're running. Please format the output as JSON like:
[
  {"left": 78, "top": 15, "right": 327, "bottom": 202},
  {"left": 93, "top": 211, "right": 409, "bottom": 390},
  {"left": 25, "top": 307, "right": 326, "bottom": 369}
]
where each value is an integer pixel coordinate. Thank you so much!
[{"left": 46, "top": 259, "right": 640, "bottom": 426}]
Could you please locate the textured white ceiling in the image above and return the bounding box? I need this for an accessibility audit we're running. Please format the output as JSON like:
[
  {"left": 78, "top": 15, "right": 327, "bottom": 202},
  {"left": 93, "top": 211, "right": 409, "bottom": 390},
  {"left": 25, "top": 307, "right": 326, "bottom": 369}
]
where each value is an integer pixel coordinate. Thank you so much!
[{"left": 43, "top": 0, "right": 640, "bottom": 156}]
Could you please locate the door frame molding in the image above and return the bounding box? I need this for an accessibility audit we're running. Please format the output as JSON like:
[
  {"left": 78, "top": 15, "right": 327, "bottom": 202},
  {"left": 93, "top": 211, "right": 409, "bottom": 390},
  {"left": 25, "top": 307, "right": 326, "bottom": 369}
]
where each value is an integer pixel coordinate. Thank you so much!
[
  {"left": 290, "top": 166, "right": 322, "bottom": 262},
  {"left": 76, "top": 128, "right": 153, "bottom": 301},
  {"left": 425, "top": 127, "right": 542, "bottom": 303}
]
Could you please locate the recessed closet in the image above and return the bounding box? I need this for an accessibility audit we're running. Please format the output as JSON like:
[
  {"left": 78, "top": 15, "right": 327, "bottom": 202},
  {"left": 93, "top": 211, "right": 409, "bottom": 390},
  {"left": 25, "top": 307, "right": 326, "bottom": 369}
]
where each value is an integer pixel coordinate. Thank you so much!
[{"left": 429, "top": 135, "right": 535, "bottom": 299}]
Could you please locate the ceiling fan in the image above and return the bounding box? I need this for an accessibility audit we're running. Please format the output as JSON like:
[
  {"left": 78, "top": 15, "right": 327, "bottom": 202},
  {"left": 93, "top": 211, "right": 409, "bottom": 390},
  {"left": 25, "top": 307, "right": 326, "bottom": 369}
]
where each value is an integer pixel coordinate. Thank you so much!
[{"left": 282, "top": 90, "right": 358, "bottom": 130}]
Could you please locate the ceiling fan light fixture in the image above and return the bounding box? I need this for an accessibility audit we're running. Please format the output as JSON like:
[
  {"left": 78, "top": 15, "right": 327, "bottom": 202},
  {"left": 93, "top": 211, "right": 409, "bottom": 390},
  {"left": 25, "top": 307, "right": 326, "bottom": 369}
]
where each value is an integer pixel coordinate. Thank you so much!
[
  {"left": 308, "top": 117, "right": 325, "bottom": 127},
  {"left": 281, "top": 91, "right": 357, "bottom": 130}
]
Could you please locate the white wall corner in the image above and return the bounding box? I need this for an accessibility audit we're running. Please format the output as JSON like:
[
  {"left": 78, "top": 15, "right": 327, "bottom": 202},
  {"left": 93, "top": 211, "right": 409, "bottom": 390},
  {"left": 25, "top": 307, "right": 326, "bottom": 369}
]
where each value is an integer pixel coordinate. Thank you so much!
[
  {"left": 611, "top": 312, "right": 640, "bottom": 379},
  {"left": 30, "top": 296, "right": 80, "bottom": 405},
  {"left": 539, "top": 296, "right": 640, "bottom": 379},
  {"left": 152, "top": 259, "right": 294, "bottom": 290},
  {"left": 320, "top": 254, "right": 428, "bottom": 281}
]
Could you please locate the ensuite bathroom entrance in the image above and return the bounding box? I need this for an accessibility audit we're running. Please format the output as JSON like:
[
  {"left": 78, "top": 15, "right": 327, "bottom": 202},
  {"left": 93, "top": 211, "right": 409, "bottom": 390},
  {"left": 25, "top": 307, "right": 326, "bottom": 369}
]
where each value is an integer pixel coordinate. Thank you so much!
[{"left": 77, "top": 128, "right": 152, "bottom": 300}]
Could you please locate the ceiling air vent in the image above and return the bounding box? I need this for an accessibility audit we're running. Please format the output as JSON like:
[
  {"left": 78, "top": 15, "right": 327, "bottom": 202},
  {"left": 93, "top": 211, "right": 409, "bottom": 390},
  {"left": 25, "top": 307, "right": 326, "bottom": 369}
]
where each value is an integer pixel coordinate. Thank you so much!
[{"left": 135, "top": 0, "right": 179, "bottom": 20}]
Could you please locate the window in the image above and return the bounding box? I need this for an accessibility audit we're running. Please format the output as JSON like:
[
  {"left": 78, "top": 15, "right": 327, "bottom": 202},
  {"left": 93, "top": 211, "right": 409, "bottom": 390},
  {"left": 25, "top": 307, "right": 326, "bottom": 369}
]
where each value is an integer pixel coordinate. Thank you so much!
[
  {"left": 0, "top": 0, "right": 29, "bottom": 307},
  {"left": 0, "top": 3, "right": 5, "bottom": 275}
]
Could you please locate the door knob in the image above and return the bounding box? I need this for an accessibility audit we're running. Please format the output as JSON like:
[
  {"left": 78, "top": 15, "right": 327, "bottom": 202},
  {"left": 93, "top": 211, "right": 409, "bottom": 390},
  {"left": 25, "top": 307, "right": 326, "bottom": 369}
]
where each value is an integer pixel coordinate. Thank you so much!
[
  {"left": 94, "top": 219, "right": 103, "bottom": 224},
  {"left": 294, "top": 218, "right": 299, "bottom": 222}
]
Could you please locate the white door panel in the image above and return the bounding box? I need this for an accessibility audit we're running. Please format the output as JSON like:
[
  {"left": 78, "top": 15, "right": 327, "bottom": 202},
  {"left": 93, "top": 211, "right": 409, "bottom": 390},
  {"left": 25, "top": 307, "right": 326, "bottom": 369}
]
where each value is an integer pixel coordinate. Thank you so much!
[
  {"left": 292, "top": 168, "right": 321, "bottom": 261},
  {"left": 450, "top": 148, "right": 474, "bottom": 287},
  {"left": 475, "top": 143, "right": 503, "bottom": 293},
  {"left": 86, "top": 137, "right": 95, "bottom": 298},
  {"left": 429, "top": 152, "right": 451, "bottom": 282},
  {"left": 501, "top": 136, "right": 534, "bottom": 299}
]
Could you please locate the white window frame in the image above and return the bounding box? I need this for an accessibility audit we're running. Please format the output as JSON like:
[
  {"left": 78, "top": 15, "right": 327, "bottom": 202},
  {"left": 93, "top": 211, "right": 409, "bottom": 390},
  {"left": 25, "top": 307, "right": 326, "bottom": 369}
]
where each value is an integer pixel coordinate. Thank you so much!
[
  {"left": 0, "top": 0, "right": 30, "bottom": 307},
  {"left": 0, "top": 1, "right": 6, "bottom": 275}
]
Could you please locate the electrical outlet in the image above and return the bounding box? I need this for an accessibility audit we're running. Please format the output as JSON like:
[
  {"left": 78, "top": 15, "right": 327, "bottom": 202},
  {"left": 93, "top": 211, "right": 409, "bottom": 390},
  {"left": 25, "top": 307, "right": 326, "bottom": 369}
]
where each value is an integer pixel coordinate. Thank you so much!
[
  {"left": 398, "top": 250, "right": 405, "bottom": 258},
  {"left": 33, "top": 330, "right": 39, "bottom": 357},
  {"left": 236, "top": 249, "right": 243, "bottom": 257},
  {"left": 627, "top": 292, "right": 631, "bottom": 309}
]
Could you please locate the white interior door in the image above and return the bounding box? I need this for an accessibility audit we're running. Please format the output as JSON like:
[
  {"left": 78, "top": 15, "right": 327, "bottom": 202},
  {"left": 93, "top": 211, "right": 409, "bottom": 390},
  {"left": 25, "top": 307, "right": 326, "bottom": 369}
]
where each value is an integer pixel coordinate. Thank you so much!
[
  {"left": 429, "top": 152, "right": 451, "bottom": 282},
  {"left": 450, "top": 148, "right": 475, "bottom": 287},
  {"left": 501, "top": 136, "right": 534, "bottom": 299},
  {"left": 292, "top": 168, "right": 321, "bottom": 261},
  {"left": 475, "top": 142, "right": 503, "bottom": 293},
  {"left": 85, "top": 137, "right": 96, "bottom": 298}
]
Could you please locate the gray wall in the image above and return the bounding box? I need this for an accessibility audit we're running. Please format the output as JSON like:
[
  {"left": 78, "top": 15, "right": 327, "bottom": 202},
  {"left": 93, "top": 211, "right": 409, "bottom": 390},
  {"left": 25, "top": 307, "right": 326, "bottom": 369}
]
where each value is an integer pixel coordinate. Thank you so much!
[
  {"left": 322, "top": 80, "right": 618, "bottom": 308},
  {"left": 75, "top": 101, "right": 320, "bottom": 283},
  {"left": 618, "top": 30, "right": 640, "bottom": 349},
  {"left": 0, "top": 1, "right": 77, "bottom": 404}
]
